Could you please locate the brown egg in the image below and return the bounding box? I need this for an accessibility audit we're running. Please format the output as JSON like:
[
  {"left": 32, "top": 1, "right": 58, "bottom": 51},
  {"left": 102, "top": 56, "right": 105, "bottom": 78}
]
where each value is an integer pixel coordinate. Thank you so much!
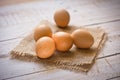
[
  {"left": 52, "top": 32, "right": 73, "bottom": 52},
  {"left": 34, "top": 24, "right": 52, "bottom": 41},
  {"left": 36, "top": 37, "right": 55, "bottom": 58},
  {"left": 71, "top": 29, "right": 94, "bottom": 48},
  {"left": 54, "top": 9, "right": 70, "bottom": 28}
]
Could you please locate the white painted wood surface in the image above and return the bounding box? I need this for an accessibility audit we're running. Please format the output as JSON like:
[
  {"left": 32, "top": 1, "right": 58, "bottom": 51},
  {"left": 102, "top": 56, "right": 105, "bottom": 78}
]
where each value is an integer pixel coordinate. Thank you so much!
[{"left": 0, "top": 0, "right": 120, "bottom": 80}]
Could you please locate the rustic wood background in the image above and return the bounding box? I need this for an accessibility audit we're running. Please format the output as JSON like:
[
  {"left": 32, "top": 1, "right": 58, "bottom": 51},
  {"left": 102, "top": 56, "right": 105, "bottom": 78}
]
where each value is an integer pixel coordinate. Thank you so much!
[{"left": 0, "top": 0, "right": 120, "bottom": 80}]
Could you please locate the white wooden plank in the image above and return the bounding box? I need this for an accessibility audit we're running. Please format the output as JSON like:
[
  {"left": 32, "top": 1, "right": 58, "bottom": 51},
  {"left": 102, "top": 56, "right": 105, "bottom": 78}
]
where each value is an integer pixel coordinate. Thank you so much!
[
  {"left": 0, "top": 57, "right": 55, "bottom": 80},
  {"left": 0, "top": 15, "right": 120, "bottom": 42},
  {"left": 0, "top": 21, "right": 120, "bottom": 80},
  {"left": 0, "top": 0, "right": 120, "bottom": 27},
  {"left": 0, "top": 20, "right": 120, "bottom": 57},
  {"left": 85, "top": 21, "right": 120, "bottom": 58},
  {"left": 3, "top": 54, "right": 120, "bottom": 80},
  {"left": 0, "top": 39, "right": 55, "bottom": 80},
  {"left": 0, "top": 38, "right": 22, "bottom": 57},
  {"left": 0, "top": 0, "right": 120, "bottom": 80},
  {"left": 0, "top": 0, "right": 39, "bottom": 6}
]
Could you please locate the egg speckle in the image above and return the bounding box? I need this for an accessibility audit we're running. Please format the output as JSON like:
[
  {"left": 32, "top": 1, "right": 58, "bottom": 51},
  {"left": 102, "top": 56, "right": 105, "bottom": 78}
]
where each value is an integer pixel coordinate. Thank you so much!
[
  {"left": 36, "top": 37, "right": 55, "bottom": 58},
  {"left": 34, "top": 24, "right": 52, "bottom": 41},
  {"left": 71, "top": 29, "right": 94, "bottom": 48},
  {"left": 54, "top": 9, "right": 70, "bottom": 28},
  {"left": 52, "top": 32, "right": 73, "bottom": 52}
]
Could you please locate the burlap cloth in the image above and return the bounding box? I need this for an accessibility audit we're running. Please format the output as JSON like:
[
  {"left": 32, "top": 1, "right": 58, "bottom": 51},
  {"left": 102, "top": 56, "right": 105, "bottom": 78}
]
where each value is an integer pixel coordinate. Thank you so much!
[{"left": 10, "top": 20, "right": 106, "bottom": 72}]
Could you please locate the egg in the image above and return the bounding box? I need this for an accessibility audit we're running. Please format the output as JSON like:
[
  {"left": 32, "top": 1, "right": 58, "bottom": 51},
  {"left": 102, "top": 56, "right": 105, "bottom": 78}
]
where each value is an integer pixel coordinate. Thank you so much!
[
  {"left": 35, "top": 37, "right": 55, "bottom": 58},
  {"left": 71, "top": 29, "right": 94, "bottom": 49},
  {"left": 54, "top": 9, "right": 70, "bottom": 28},
  {"left": 52, "top": 32, "right": 73, "bottom": 52},
  {"left": 34, "top": 24, "right": 52, "bottom": 41}
]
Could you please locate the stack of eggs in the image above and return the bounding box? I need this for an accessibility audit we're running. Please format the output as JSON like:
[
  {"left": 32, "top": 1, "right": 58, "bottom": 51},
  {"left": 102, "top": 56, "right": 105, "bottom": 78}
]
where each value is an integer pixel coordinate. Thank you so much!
[{"left": 34, "top": 9, "right": 94, "bottom": 58}]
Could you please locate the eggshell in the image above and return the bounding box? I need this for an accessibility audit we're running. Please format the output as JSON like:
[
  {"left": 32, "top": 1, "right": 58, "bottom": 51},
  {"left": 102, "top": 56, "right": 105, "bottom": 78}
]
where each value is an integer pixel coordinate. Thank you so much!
[
  {"left": 34, "top": 24, "right": 52, "bottom": 41},
  {"left": 71, "top": 29, "right": 94, "bottom": 48},
  {"left": 52, "top": 32, "right": 73, "bottom": 52},
  {"left": 36, "top": 37, "right": 55, "bottom": 58},
  {"left": 54, "top": 9, "right": 70, "bottom": 28}
]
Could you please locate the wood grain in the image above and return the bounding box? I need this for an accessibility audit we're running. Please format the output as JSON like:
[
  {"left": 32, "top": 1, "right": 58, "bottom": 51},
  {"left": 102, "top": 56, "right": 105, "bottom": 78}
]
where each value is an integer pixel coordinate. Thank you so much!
[
  {"left": 1, "top": 54, "right": 120, "bottom": 80},
  {"left": 0, "top": 0, "right": 40, "bottom": 6},
  {"left": 0, "top": 20, "right": 120, "bottom": 80},
  {"left": 0, "top": 0, "right": 120, "bottom": 41},
  {"left": 0, "top": 21, "right": 120, "bottom": 57},
  {"left": 0, "top": 0, "right": 120, "bottom": 80}
]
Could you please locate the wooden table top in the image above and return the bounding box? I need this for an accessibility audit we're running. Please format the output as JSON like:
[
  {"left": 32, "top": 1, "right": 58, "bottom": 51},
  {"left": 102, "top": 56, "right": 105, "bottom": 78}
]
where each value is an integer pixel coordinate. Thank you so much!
[{"left": 0, "top": 0, "right": 120, "bottom": 80}]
